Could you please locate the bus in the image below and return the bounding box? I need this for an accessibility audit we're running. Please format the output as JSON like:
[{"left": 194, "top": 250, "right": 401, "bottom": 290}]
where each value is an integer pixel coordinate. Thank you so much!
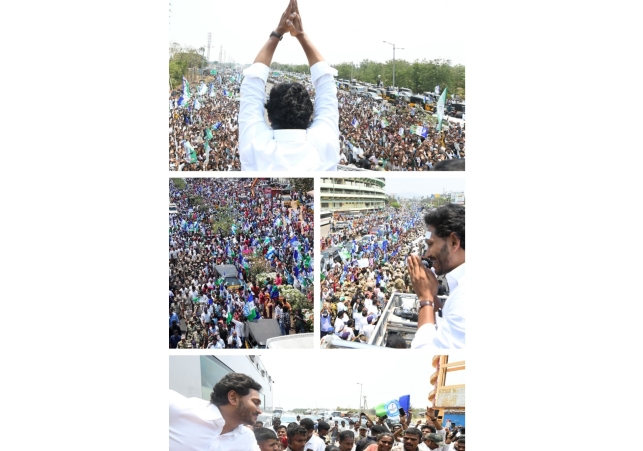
[{"left": 320, "top": 210, "right": 332, "bottom": 227}]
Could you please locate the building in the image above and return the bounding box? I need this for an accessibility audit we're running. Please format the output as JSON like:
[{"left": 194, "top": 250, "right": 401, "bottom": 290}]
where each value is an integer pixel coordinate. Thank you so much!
[
  {"left": 450, "top": 191, "right": 465, "bottom": 204},
  {"left": 169, "top": 356, "right": 274, "bottom": 409},
  {"left": 320, "top": 177, "right": 386, "bottom": 213}
]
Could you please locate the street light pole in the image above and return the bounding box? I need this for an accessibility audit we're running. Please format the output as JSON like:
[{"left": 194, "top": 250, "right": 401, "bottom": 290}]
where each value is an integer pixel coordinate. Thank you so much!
[
  {"left": 383, "top": 41, "right": 404, "bottom": 89},
  {"left": 357, "top": 383, "right": 363, "bottom": 411}
]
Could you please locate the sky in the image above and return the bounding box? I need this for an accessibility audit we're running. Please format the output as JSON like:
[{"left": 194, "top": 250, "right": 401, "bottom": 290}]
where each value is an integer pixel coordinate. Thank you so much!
[
  {"left": 260, "top": 352, "right": 465, "bottom": 411},
  {"left": 383, "top": 177, "right": 465, "bottom": 199},
  {"left": 169, "top": 0, "right": 466, "bottom": 66}
]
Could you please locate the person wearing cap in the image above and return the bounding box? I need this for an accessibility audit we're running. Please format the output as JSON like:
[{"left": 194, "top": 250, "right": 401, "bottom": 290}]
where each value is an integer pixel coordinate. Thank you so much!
[
  {"left": 176, "top": 334, "right": 189, "bottom": 349},
  {"left": 317, "top": 421, "right": 331, "bottom": 446}
]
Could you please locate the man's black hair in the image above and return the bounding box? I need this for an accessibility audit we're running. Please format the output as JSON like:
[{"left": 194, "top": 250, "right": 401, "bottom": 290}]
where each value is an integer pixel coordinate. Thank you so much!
[
  {"left": 424, "top": 204, "right": 465, "bottom": 250},
  {"left": 210, "top": 372, "right": 262, "bottom": 406},
  {"left": 385, "top": 334, "right": 407, "bottom": 349},
  {"left": 325, "top": 447, "right": 339, "bottom": 451},
  {"left": 255, "top": 427, "right": 278, "bottom": 443},
  {"left": 376, "top": 432, "right": 394, "bottom": 442},
  {"left": 266, "top": 83, "right": 313, "bottom": 130},
  {"left": 404, "top": 427, "right": 422, "bottom": 439},
  {"left": 287, "top": 426, "right": 308, "bottom": 440},
  {"left": 300, "top": 418, "right": 315, "bottom": 431},
  {"left": 339, "top": 430, "right": 355, "bottom": 443},
  {"left": 432, "top": 159, "right": 465, "bottom": 171},
  {"left": 457, "top": 437, "right": 465, "bottom": 444}
]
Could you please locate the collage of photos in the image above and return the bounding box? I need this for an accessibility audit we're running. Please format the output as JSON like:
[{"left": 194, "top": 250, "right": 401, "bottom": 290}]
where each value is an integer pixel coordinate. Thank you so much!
[{"left": 168, "top": 0, "right": 465, "bottom": 449}]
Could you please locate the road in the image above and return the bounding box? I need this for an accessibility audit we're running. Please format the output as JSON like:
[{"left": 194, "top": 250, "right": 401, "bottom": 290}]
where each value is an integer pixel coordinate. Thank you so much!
[{"left": 321, "top": 223, "right": 331, "bottom": 238}]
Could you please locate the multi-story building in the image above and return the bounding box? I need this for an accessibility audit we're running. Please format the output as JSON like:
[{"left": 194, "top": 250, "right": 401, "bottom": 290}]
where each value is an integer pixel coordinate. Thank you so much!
[{"left": 320, "top": 177, "right": 387, "bottom": 213}]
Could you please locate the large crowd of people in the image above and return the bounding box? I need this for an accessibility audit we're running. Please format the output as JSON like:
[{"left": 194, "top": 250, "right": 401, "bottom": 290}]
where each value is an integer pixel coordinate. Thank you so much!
[
  {"left": 169, "top": 74, "right": 244, "bottom": 171},
  {"left": 170, "top": 372, "right": 465, "bottom": 451},
  {"left": 168, "top": 74, "right": 465, "bottom": 172},
  {"left": 169, "top": 178, "right": 314, "bottom": 349},
  {"left": 336, "top": 92, "right": 465, "bottom": 171},
  {"left": 320, "top": 203, "right": 465, "bottom": 349},
  {"left": 320, "top": 205, "right": 428, "bottom": 345}
]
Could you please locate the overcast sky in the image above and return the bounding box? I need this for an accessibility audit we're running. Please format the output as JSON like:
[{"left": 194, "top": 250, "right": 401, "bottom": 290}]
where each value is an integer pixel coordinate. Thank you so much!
[
  {"left": 260, "top": 352, "right": 464, "bottom": 411},
  {"left": 169, "top": 0, "right": 466, "bottom": 66},
  {"left": 383, "top": 177, "right": 465, "bottom": 198}
]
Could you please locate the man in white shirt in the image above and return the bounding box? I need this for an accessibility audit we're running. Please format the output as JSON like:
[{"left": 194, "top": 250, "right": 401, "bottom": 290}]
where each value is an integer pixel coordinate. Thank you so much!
[
  {"left": 360, "top": 316, "right": 375, "bottom": 341},
  {"left": 300, "top": 418, "right": 325, "bottom": 451},
  {"left": 169, "top": 372, "right": 262, "bottom": 451},
  {"left": 239, "top": 0, "right": 340, "bottom": 171},
  {"left": 406, "top": 204, "right": 465, "bottom": 349}
]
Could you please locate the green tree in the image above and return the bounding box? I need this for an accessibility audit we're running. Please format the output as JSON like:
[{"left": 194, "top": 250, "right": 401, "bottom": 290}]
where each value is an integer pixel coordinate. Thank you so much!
[
  {"left": 171, "top": 178, "right": 186, "bottom": 190},
  {"left": 210, "top": 206, "right": 235, "bottom": 234},
  {"left": 169, "top": 43, "right": 208, "bottom": 88},
  {"left": 289, "top": 178, "right": 314, "bottom": 193}
]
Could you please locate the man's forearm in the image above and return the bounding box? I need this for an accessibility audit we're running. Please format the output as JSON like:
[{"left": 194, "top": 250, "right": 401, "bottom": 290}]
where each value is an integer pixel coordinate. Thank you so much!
[
  {"left": 296, "top": 33, "right": 323, "bottom": 67},
  {"left": 416, "top": 299, "right": 437, "bottom": 328},
  {"left": 254, "top": 36, "right": 280, "bottom": 66}
]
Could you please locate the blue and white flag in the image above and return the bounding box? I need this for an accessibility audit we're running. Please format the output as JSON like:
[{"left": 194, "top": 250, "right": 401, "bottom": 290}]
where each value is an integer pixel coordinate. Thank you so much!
[
  {"left": 198, "top": 82, "right": 207, "bottom": 96},
  {"left": 351, "top": 117, "right": 359, "bottom": 128},
  {"left": 194, "top": 98, "right": 201, "bottom": 110}
]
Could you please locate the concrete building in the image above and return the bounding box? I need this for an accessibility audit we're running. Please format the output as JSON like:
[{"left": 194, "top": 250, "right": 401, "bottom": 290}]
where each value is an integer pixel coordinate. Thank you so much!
[
  {"left": 169, "top": 355, "right": 274, "bottom": 409},
  {"left": 320, "top": 177, "right": 386, "bottom": 213}
]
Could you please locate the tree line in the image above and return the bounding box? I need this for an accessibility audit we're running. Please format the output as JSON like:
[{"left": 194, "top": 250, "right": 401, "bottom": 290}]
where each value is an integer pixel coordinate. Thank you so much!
[{"left": 271, "top": 59, "right": 465, "bottom": 97}]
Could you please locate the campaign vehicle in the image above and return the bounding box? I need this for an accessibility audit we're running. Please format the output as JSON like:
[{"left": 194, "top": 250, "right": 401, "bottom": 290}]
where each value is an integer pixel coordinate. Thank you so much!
[{"left": 212, "top": 265, "right": 242, "bottom": 291}]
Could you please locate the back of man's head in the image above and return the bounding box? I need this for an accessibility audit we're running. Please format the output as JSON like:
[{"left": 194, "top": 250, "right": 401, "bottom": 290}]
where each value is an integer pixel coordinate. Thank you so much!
[
  {"left": 300, "top": 418, "right": 315, "bottom": 431},
  {"left": 266, "top": 83, "right": 313, "bottom": 130}
]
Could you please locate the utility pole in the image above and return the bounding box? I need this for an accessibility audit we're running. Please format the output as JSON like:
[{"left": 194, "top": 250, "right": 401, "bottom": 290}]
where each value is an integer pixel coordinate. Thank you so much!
[
  {"left": 206, "top": 32, "right": 212, "bottom": 64},
  {"left": 219, "top": 45, "right": 222, "bottom": 68},
  {"left": 383, "top": 41, "right": 404, "bottom": 89},
  {"left": 223, "top": 50, "right": 226, "bottom": 67}
]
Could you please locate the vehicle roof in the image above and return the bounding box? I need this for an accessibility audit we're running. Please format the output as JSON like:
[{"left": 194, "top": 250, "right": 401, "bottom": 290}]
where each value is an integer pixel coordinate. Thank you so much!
[
  {"left": 214, "top": 265, "right": 238, "bottom": 277},
  {"left": 247, "top": 319, "right": 282, "bottom": 346},
  {"left": 266, "top": 333, "right": 314, "bottom": 349}
]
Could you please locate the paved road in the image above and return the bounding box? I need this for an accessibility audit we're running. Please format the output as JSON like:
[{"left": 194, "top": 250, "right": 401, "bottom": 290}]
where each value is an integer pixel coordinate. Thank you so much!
[{"left": 321, "top": 223, "right": 331, "bottom": 238}]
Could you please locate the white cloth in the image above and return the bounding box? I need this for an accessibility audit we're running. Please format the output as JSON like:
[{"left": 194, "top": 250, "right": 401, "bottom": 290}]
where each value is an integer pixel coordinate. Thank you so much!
[
  {"left": 239, "top": 61, "right": 340, "bottom": 171},
  {"left": 305, "top": 433, "right": 326, "bottom": 451},
  {"left": 169, "top": 390, "right": 260, "bottom": 451},
  {"left": 411, "top": 263, "right": 465, "bottom": 349},
  {"left": 361, "top": 323, "right": 375, "bottom": 340}
]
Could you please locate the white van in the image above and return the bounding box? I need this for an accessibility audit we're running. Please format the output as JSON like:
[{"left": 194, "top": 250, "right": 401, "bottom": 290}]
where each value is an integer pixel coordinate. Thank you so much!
[
  {"left": 350, "top": 85, "right": 367, "bottom": 95},
  {"left": 169, "top": 203, "right": 178, "bottom": 215}
]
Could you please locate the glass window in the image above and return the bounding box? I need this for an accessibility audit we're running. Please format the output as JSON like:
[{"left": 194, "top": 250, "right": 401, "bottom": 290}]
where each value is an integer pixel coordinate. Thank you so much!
[{"left": 200, "top": 356, "right": 233, "bottom": 400}]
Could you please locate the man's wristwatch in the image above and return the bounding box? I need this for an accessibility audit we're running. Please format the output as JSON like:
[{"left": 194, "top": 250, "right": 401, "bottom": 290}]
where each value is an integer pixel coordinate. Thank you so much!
[
  {"left": 419, "top": 300, "right": 434, "bottom": 310},
  {"left": 270, "top": 31, "right": 283, "bottom": 41}
]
